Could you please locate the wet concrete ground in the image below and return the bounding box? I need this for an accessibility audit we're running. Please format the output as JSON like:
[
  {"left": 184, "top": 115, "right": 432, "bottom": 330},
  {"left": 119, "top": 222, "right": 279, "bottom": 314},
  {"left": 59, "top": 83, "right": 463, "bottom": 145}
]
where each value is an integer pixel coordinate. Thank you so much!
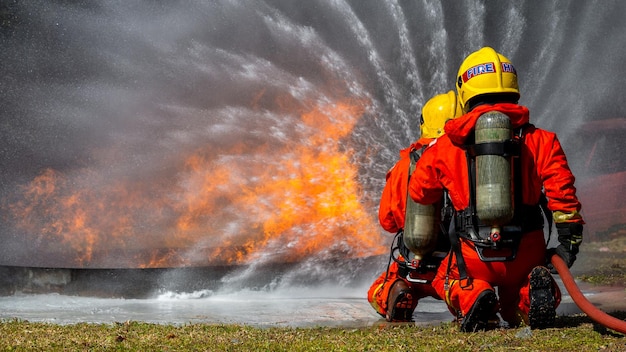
[
  {"left": 0, "top": 285, "right": 399, "bottom": 327},
  {"left": 0, "top": 279, "right": 622, "bottom": 328},
  {"left": 0, "top": 250, "right": 624, "bottom": 328}
]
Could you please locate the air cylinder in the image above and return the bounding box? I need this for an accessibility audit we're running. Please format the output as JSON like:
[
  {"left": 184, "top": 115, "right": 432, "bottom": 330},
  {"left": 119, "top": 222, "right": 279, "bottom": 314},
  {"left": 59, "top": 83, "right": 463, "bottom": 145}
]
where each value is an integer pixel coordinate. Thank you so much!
[
  {"left": 403, "top": 155, "right": 440, "bottom": 260},
  {"left": 475, "top": 111, "right": 514, "bottom": 230}
]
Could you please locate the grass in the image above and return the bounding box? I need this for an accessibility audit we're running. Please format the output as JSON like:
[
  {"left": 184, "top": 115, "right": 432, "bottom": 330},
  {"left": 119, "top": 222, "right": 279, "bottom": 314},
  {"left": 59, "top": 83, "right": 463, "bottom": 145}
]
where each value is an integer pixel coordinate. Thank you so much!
[
  {"left": 0, "top": 238, "right": 625, "bottom": 351},
  {"left": 0, "top": 317, "right": 624, "bottom": 351},
  {"left": 575, "top": 237, "right": 626, "bottom": 286}
]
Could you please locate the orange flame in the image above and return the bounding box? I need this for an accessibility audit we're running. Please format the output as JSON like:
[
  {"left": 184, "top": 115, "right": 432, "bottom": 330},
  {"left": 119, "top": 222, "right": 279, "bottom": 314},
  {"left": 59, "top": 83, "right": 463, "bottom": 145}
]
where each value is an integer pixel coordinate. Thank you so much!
[{"left": 3, "top": 98, "right": 387, "bottom": 268}]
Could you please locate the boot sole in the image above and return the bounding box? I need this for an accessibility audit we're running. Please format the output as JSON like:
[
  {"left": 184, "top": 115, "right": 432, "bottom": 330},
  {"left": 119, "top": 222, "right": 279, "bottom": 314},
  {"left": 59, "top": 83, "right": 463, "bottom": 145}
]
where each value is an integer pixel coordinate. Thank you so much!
[
  {"left": 528, "top": 266, "right": 556, "bottom": 329},
  {"left": 460, "top": 290, "right": 497, "bottom": 332},
  {"left": 387, "top": 291, "right": 415, "bottom": 322}
]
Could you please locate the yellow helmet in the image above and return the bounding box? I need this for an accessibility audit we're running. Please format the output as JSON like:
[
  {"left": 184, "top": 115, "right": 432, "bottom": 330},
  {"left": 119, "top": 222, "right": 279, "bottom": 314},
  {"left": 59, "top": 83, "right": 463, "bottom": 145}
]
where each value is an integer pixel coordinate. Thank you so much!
[
  {"left": 456, "top": 47, "right": 520, "bottom": 112},
  {"left": 420, "top": 90, "right": 463, "bottom": 139}
]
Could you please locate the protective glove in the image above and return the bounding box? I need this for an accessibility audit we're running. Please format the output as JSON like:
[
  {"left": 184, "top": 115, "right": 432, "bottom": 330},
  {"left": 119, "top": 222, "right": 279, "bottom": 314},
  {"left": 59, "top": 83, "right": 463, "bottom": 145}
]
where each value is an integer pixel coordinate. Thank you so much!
[{"left": 546, "top": 222, "right": 583, "bottom": 274}]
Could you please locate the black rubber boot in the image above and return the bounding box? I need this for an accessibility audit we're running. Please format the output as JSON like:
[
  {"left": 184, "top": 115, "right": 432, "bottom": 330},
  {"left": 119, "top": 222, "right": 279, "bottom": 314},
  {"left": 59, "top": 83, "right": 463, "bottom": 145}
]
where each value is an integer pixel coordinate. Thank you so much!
[
  {"left": 460, "top": 290, "right": 497, "bottom": 332},
  {"left": 528, "top": 266, "right": 556, "bottom": 329},
  {"left": 386, "top": 280, "right": 415, "bottom": 322}
]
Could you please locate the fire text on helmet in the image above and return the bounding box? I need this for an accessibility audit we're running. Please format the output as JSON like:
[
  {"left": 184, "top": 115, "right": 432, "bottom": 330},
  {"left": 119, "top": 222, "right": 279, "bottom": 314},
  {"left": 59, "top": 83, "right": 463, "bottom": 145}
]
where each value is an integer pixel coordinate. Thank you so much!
[
  {"left": 461, "top": 62, "right": 495, "bottom": 82},
  {"left": 461, "top": 62, "right": 517, "bottom": 83}
]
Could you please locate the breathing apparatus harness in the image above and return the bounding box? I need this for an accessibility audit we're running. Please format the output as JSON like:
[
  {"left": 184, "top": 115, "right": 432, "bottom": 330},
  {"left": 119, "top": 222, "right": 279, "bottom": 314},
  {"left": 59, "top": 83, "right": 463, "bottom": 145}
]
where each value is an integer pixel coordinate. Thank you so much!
[
  {"left": 444, "top": 122, "right": 551, "bottom": 291},
  {"left": 385, "top": 147, "right": 453, "bottom": 285}
]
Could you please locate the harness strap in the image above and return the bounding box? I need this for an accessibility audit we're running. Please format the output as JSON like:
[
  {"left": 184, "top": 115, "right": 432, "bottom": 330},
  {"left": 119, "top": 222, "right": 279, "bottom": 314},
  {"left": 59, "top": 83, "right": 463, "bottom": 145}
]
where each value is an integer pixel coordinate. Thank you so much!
[
  {"left": 382, "top": 230, "right": 404, "bottom": 285},
  {"left": 469, "top": 139, "right": 520, "bottom": 157},
  {"left": 442, "top": 150, "right": 473, "bottom": 292},
  {"left": 465, "top": 146, "right": 479, "bottom": 235},
  {"left": 448, "top": 226, "right": 470, "bottom": 287},
  {"left": 404, "top": 147, "right": 423, "bottom": 226}
]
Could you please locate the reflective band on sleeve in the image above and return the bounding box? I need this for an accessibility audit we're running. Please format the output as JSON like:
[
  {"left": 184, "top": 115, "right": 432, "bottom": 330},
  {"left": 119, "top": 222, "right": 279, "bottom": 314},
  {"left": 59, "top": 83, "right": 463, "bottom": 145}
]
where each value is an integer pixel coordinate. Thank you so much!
[{"left": 552, "top": 210, "right": 582, "bottom": 223}]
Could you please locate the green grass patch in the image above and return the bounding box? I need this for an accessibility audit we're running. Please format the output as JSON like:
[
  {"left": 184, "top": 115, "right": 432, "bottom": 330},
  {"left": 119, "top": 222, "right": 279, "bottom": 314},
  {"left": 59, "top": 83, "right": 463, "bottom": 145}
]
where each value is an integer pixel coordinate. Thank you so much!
[{"left": 0, "top": 317, "right": 624, "bottom": 351}]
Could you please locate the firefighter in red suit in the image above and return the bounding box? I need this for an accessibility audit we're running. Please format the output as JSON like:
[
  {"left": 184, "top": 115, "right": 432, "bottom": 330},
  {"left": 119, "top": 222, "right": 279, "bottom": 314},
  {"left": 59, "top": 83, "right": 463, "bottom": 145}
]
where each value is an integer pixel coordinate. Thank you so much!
[
  {"left": 408, "top": 47, "right": 584, "bottom": 331},
  {"left": 368, "top": 91, "right": 461, "bottom": 322}
]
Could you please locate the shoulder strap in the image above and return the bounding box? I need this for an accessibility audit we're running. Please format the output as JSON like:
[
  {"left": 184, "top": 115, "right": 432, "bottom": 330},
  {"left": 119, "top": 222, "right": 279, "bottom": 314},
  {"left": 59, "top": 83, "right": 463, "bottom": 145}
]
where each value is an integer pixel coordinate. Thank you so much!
[
  {"left": 409, "top": 147, "right": 423, "bottom": 170},
  {"left": 405, "top": 146, "right": 424, "bottom": 208},
  {"left": 465, "top": 149, "right": 479, "bottom": 234}
]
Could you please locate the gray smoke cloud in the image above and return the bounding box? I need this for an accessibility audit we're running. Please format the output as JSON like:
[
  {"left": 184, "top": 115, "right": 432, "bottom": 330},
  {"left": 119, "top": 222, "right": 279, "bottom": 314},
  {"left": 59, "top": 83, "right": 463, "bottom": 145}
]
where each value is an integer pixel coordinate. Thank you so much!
[{"left": 1, "top": 0, "right": 625, "bottom": 267}]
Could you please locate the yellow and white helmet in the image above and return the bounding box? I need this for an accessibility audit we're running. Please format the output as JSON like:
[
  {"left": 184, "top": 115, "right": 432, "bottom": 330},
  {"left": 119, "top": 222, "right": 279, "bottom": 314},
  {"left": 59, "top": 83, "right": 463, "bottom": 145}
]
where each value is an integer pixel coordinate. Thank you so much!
[
  {"left": 420, "top": 90, "right": 463, "bottom": 139},
  {"left": 456, "top": 47, "right": 520, "bottom": 112}
]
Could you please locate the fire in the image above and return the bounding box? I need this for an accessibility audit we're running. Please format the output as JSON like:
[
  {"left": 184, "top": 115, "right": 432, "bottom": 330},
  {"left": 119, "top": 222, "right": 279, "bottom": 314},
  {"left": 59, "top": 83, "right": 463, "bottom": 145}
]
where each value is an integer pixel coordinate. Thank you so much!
[{"left": 3, "top": 99, "right": 387, "bottom": 268}]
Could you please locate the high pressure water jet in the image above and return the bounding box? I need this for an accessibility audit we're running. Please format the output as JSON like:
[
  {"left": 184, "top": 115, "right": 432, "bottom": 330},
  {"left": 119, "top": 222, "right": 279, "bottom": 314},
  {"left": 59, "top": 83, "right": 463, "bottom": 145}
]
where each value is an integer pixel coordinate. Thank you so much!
[{"left": 0, "top": 1, "right": 625, "bottom": 300}]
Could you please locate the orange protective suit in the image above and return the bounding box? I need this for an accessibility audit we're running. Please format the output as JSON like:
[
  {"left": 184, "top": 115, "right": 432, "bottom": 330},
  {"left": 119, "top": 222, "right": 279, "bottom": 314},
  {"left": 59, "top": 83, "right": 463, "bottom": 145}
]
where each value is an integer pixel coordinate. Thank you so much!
[
  {"left": 368, "top": 137, "right": 441, "bottom": 319},
  {"left": 378, "top": 138, "right": 431, "bottom": 233},
  {"left": 408, "top": 103, "right": 583, "bottom": 325}
]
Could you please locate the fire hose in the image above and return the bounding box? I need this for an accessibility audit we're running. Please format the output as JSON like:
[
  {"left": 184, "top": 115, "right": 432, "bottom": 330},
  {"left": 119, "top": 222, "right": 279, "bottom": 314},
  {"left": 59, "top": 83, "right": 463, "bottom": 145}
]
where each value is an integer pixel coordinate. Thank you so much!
[{"left": 551, "top": 254, "right": 626, "bottom": 334}]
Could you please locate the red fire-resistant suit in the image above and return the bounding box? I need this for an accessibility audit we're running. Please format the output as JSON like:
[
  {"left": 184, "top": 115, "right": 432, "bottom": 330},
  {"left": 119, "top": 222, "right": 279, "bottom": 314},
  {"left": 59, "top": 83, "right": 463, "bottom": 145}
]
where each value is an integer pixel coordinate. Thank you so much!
[
  {"left": 408, "top": 103, "right": 584, "bottom": 325},
  {"left": 378, "top": 138, "right": 432, "bottom": 233},
  {"left": 367, "top": 137, "right": 440, "bottom": 318}
]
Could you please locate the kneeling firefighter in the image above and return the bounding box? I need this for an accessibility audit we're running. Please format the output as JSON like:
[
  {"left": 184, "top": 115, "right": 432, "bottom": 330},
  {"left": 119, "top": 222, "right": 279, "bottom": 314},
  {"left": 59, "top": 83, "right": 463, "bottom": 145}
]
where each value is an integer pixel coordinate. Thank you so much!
[
  {"left": 368, "top": 91, "right": 461, "bottom": 322},
  {"left": 408, "top": 47, "right": 584, "bottom": 332}
]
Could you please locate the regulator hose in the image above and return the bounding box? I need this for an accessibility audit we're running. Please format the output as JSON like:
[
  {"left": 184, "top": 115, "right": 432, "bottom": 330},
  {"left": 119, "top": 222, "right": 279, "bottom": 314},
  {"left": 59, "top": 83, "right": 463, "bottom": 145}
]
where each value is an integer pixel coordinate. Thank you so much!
[{"left": 551, "top": 254, "right": 626, "bottom": 334}]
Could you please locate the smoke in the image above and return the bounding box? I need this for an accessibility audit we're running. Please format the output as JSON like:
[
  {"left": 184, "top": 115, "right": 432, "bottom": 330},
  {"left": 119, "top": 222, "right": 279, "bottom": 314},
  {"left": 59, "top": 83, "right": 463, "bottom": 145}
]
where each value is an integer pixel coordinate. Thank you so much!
[{"left": 1, "top": 0, "right": 626, "bottom": 268}]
